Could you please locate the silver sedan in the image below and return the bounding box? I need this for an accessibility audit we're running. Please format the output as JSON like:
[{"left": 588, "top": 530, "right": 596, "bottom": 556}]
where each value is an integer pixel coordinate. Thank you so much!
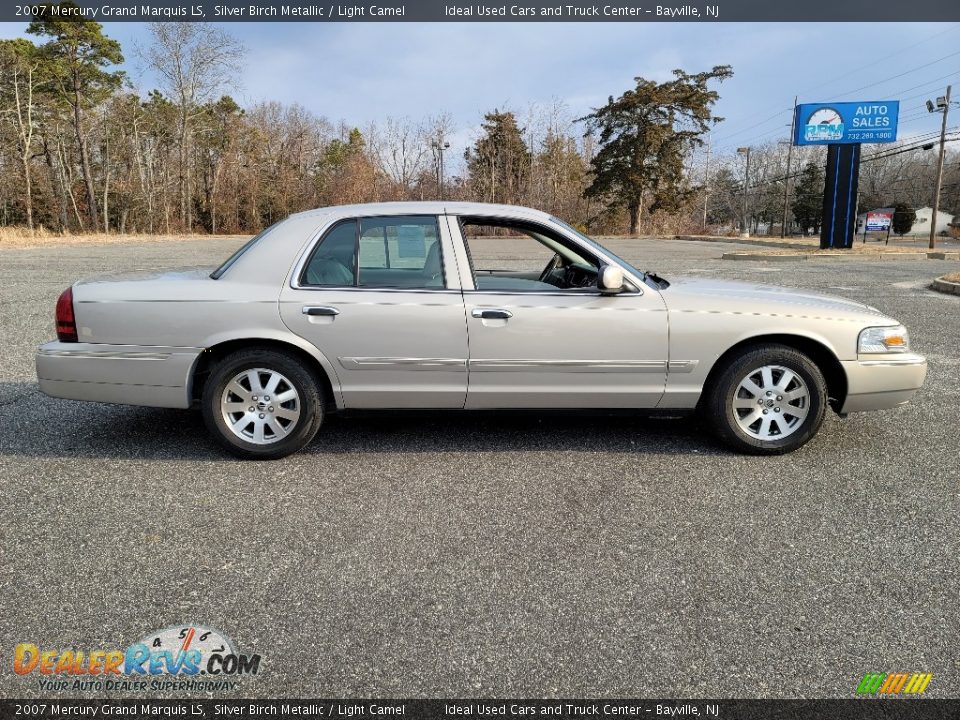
[{"left": 36, "top": 202, "right": 927, "bottom": 459}]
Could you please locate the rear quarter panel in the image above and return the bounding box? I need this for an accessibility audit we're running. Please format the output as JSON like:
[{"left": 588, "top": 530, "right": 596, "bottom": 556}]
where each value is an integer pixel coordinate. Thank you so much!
[{"left": 71, "top": 213, "right": 327, "bottom": 349}]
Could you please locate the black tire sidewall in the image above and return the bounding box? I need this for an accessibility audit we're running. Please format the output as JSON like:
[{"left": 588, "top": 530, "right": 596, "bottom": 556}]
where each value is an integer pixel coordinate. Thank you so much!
[
  {"left": 202, "top": 349, "right": 323, "bottom": 459},
  {"left": 709, "top": 345, "right": 827, "bottom": 455}
]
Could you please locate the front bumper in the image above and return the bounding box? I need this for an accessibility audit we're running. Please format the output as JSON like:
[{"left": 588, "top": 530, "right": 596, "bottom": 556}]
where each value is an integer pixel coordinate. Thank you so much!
[
  {"left": 840, "top": 353, "right": 927, "bottom": 413},
  {"left": 36, "top": 341, "right": 203, "bottom": 409}
]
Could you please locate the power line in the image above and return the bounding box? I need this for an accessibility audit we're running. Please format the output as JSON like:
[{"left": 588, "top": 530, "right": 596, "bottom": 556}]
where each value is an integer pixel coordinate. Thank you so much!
[
  {"left": 707, "top": 107, "right": 792, "bottom": 146},
  {"left": 715, "top": 81, "right": 957, "bottom": 156},
  {"left": 795, "top": 24, "right": 960, "bottom": 100},
  {"left": 823, "top": 49, "right": 960, "bottom": 101},
  {"left": 896, "top": 71, "right": 960, "bottom": 104},
  {"left": 863, "top": 136, "right": 957, "bottom": 164},
  {"left": 704, "top": 26, "right": 960, "bottom": 158},
  {"left": 716, "top": 131, "right": 960, "bottom": 193}
]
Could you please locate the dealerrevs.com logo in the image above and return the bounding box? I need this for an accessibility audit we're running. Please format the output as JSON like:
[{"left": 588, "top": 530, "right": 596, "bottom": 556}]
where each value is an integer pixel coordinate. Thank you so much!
[{"left": 13, "top": 625, "right": 260, "bottom": 692}]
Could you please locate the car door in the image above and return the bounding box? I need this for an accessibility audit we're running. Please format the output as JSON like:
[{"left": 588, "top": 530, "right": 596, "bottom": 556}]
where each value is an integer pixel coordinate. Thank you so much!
[
  {"left": 279, "top": 214, "right": 469, "bottom": 409},
  {"left": 449, "top": 215, "right": 669, "bottom": 409}
]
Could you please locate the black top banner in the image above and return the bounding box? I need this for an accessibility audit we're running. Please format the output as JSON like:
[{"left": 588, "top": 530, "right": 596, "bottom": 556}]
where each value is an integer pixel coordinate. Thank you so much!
[
  {"left": 2, "top": 700, "right": 960, "bottom": 720},
  {"left": 5, "top": 0, "right": 960, "bottom": 22}
]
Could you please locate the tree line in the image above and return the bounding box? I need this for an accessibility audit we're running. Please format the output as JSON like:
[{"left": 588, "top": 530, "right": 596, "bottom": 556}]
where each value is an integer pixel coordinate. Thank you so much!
[
  {"left": 703, "top": 136, "right": 959, "bottom": 237},
  {"left": 0, "top": 8, "right": 741, "bottom": 235},
  {"left": 2, "top": 9, "right": 953, "bottom": 237}
]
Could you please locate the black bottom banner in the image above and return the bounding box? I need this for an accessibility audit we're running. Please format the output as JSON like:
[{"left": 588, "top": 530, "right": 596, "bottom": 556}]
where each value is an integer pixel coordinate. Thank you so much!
[{"left": 1, "top": 700, "right": 958, "bottom": 720}]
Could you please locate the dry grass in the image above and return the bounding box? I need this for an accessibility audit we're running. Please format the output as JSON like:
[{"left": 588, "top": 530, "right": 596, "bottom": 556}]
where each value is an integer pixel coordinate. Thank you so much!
[
  {"left": 942, "top": 272, "right": 960, "bottom": 283},
  {"left": 0, "top": 226, "right": 248, "bottom": 249}
]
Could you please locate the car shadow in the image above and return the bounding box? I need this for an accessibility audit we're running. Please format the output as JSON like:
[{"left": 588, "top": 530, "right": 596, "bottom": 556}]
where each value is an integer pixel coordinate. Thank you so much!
[{"left": 2, "top": 381, "right": 727, "bottom": 460}]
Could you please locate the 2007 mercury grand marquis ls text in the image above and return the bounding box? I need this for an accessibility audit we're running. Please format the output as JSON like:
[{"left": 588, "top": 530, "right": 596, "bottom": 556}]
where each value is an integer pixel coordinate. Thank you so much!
[{"left": 36, "top": 202, "right": 927, "bottom": 459}]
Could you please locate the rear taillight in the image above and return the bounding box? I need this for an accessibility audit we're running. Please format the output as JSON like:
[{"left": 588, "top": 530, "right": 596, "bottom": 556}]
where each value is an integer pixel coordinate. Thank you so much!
[{"left": 55, "top": 287, "right": 78, "bottom": 342}]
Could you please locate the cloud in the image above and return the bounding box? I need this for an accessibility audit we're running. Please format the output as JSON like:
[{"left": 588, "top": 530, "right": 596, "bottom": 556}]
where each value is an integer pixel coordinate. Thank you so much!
[{"left": 2, "top": 19, "right": 950, "bottom": 149}]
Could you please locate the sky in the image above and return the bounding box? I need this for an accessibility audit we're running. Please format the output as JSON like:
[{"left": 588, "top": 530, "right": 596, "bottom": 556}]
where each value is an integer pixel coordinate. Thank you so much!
[{"left": 2, "top": 20, "right": 957, "bottom": 171}]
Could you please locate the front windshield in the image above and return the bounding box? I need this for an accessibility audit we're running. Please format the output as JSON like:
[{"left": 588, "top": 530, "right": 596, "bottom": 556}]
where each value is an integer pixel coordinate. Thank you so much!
[{"left": 549, "top": 216, "right": 646, "bottom": 279}]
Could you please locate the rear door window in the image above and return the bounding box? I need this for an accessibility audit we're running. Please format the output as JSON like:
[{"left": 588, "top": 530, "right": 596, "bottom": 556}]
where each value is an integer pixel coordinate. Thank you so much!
[{"left": 301, "top": 216, "right": 444, "bottom": 289}]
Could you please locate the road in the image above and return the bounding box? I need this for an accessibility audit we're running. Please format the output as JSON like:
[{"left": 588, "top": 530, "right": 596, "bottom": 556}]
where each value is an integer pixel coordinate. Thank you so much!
[{"left": 0, "top": 236, "right": 957, "bottom": 699}]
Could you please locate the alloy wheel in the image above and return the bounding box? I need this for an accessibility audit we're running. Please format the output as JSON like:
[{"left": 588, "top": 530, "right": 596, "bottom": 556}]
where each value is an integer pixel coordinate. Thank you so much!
[
  {"left": 220, "top": 368, "right": 301, "bottom": 445},
  {"left": 732, "top": 364, "right": 810, "bottom": 440}
]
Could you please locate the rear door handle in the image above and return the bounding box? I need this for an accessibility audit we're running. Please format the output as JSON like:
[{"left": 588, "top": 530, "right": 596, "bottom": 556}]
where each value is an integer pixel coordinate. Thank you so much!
[
  {"left": 472, "top": 308, "right": 513, "bottom": 320},
  {"left": 303, "top": 306, "right": 340, "bottom": 316}
]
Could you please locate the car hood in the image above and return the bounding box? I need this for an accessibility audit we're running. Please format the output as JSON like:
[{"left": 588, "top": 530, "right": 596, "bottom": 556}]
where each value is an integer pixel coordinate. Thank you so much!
[{"left": 661, "top": 276, "right": 891, "bottom": 321}]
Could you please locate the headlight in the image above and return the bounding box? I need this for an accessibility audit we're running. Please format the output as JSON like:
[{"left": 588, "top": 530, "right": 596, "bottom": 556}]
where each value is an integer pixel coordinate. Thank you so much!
[{"left": 858, "top": 325, "right": 910, "bottom": 354}]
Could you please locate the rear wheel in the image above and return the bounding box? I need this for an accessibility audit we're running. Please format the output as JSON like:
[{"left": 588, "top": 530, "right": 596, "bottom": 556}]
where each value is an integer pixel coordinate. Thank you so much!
[
  {"left": 202, "top": 348, "right": 323, "bottom": 459},
  {"left": 704, "top": 344, "right": 827, "bottom": 455}
]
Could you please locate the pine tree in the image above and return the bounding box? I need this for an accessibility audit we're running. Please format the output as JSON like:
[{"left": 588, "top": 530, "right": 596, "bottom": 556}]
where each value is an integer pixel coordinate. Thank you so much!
[
  {"left": 891, "top": 202, "right": 916, "bottom": 236},
  {"left": 465, "top": 111, "right": 531, "bottom": 205},
  {"left": 579, "top": 65, "right": 733, "bottom": 235},
  {"left": 28, "top": 5, "right": 124, "bottom": 231},
  {"left": 791, "top": 162, "right": 824, "bottom": 236}
]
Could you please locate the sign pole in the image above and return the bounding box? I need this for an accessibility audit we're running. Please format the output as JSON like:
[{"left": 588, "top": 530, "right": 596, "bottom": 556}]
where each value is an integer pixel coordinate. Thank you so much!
[{"left": 819, "top": 143, "right": 861, "bottom": 250}]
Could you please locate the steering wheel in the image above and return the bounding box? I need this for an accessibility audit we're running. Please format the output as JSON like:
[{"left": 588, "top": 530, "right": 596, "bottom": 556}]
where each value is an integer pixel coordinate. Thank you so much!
[{"left": 539, "top": 253, "right": 562, "bottom": 283}]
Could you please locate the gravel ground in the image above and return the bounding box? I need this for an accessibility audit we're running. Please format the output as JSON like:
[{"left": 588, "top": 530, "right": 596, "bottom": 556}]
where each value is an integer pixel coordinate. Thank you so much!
[{"left": 0, "top": 236, "right": 958, "bottom": 699}]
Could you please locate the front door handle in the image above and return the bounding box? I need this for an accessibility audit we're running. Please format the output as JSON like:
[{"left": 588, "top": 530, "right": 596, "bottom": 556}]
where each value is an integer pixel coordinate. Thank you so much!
[
  {"left": 303, "top": 306, "right": 340, "bottom": 316},
  {"left": 472, "top": 308, "right": 513, "bottom": 320}
]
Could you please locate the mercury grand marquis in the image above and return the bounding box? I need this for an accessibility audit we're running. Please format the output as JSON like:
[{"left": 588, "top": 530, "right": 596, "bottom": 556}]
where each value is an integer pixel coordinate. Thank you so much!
[{"left": 36, "top": 202, "right": 927, "bottom": 459}]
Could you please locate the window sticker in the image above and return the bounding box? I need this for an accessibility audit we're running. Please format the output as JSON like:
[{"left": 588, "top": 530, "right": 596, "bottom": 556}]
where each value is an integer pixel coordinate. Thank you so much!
[{"left": 397, "top": 225, "right": 426, "bottom": 258}]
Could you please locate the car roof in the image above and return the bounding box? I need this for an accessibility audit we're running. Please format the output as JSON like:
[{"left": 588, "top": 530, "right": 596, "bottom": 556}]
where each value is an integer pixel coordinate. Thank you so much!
[
  {"left": 224, "top": 202, "right": 559, "bottom": 284},
  {"left": 287, "top": 201, "right": 552, "bottom": 222}
]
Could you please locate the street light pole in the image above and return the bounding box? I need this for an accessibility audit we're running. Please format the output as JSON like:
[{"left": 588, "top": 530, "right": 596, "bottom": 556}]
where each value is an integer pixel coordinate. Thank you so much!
[
  {"left": 781, "top": 96, "right": 797, "bottom": 238},
  {"left": 434, "top": 139, "right": 450, "bottom": 200},
  {"left": 738, "top": 146, "right": 751, "bottom": 237},
  {"left": 929, "top": 85, "right": 952, "bottom": 250}
]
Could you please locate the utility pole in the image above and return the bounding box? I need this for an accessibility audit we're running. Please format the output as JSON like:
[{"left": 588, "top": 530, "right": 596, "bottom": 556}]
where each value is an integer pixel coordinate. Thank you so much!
[
  {"left": 702, "top": 134, "right": 711, "bottom": 231},
  {"left": 781, "top": 96, "right": 797, "bottom": 238},
  {"left": 929, "top": 85, "right": 952, "bottom": 250},
  {"left": 433, "top": 138, "right": 450, "bottom": 200},
  {"left": 738, "top": 146, "right": 751, "bottom": 237}
]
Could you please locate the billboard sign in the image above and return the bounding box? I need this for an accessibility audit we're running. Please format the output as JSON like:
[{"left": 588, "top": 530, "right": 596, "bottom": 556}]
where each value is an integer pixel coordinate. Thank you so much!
[
  {"left": 865, "top": 210, "right": 893, "bottom": 232},
  {"left": 794, "top": 101, "right": 899, "bottom": 146}
]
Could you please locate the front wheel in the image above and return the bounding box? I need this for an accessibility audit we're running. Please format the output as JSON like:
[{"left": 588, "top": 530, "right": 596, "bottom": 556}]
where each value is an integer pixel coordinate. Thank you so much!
[
  {"left": 704, "top": 344, "right": 827, "bottom": 455},
  {"left": 201, "top": 348, "right": 324, "bottom": 459}
]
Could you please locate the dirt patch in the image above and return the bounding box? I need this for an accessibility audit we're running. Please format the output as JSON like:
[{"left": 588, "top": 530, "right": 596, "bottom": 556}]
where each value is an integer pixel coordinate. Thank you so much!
[{"left": 942, "top": 272, "right": 960, "bottom": 282}]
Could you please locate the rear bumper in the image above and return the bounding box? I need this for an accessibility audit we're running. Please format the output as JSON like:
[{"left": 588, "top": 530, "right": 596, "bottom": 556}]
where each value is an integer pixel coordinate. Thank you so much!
[
  {"left": 840, "top": 354, "right": 927, "bottom": 413},
  {"left": 36, "top": 341, "right": 203, "bottom": 409}
]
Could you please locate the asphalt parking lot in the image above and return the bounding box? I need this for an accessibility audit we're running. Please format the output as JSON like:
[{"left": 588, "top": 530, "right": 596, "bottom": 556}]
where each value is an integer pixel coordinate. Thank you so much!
[{"left": 0, "top": 237, "right": 958, "bottom": 699}]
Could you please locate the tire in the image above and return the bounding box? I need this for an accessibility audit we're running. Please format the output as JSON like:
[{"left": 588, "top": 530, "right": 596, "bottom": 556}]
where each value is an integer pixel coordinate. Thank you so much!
[
  {"left": 201, "top": 348, "right": 324, "bottom": 459},
  {"left": 703, "top": 343, "right": 827, "bottom": 455}
]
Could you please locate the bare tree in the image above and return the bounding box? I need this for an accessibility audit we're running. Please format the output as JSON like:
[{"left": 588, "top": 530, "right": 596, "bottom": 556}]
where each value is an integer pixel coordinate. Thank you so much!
[
  {"left": 139, "top": 23, "right": 243, "bottom": 230},
  {"left": 0, "top": 40, "right": 45, "bottom": 230},
  {"left": 368, "top": 116, "right": 430, "bottom": 197}
]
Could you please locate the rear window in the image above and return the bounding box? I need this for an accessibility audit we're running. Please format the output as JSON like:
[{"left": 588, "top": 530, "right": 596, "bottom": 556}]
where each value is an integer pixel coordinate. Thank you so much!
[
  {"left": 210, "top": 223, "right": 278, "bottom": 279},
  {"left": 300, "top": 215, "right": 444, "bottom": 289}
]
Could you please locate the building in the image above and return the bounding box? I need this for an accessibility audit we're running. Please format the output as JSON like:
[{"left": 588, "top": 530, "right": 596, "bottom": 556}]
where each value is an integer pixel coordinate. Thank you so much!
[{"left": 856, "top": 206, "right": 955, "bottom": 237}]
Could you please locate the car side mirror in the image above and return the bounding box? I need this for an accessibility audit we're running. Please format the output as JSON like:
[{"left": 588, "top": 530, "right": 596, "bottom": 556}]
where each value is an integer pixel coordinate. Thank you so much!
[{"left": 598, "top": 264, "right": 624, "bottom": 294}]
